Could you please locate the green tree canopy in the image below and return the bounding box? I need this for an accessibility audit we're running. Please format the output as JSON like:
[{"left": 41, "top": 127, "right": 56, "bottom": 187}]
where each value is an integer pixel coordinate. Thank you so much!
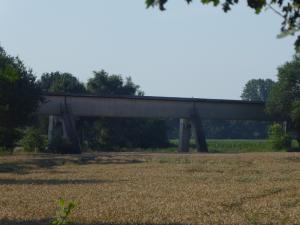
[
  {"left": 87, "top": 70, "right": 143, "bottom": 96},
  {"left": 241, "top": 78, "right": 275, "bottom": 102},
  {"left": 39, "top": 72, "right": 86, "bottom": 94},
  {"left": 267, "top": 57, "right": 300, "bottom": 141},
  {"left": 0, "top": 46, "right": 42, "bottom": 148}
]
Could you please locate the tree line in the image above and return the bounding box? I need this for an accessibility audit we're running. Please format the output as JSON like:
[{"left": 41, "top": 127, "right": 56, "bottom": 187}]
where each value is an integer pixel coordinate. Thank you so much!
[{"left": 1, "top": 44, "right": 300, "bottom": 152}]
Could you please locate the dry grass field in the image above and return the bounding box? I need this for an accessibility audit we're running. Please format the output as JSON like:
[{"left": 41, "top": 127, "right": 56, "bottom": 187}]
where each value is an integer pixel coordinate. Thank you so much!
[{"left": 1, "top": 152, "right": 300, "bottom": 225}]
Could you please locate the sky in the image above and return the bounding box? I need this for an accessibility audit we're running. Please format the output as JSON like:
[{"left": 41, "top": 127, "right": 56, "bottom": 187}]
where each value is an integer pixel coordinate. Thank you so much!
[{"left": 0, "top": 0, "right": 295, "bottom": 99}]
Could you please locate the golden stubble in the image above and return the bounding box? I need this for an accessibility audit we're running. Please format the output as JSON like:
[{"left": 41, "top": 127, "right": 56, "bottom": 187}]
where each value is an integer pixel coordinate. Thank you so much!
[{"left": 1, "top": 152, "right": 300, "bottom": 225}]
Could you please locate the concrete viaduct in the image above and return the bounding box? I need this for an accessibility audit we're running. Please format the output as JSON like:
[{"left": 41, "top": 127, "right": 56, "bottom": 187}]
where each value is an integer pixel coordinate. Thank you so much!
[{"left": 37, "top": 94, "right": 272, "bottom": 153}]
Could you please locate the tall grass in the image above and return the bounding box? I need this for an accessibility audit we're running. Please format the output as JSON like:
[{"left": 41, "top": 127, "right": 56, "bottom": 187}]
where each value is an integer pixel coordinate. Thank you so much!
[
  {"left": 167, "top": 139, "right": 299, "bottom": 153},
  {"left": 207, "top": 139, "right": 275, "bottom": 153}
]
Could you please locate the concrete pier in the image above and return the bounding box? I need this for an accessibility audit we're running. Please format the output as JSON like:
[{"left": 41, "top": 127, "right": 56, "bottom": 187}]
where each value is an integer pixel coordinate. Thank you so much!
[
  {"left": 61, "top": 105, "right": 81, "bottom": 154},
  {"left": 47, "top": 103, "right": 81, "bottom": 154},
  {"left": 191, "top": 116, "right": 208, "bottom": 152},
  {"left": 178, "top": 119, "right": 191, "bottom": 152}
]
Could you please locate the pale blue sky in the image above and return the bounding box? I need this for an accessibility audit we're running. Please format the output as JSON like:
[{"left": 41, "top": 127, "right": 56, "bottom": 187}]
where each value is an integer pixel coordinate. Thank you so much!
[{"left": 0, "top": 0, "right": 295, "bottom": 99}]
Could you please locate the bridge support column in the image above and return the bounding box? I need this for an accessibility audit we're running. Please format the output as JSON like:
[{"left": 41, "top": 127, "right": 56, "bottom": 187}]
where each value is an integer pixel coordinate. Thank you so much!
[
  {"left": 47, "top": 104, "right": 81, "bottom": 154},
  {"left": 190, "top": 116, "right": 208, "bottom": 152},
  {"left": 48, "top": 115, "right": 55, "bottom": 144},
  {"left": 61, "top": 108, "right": 81, "bottom": 154},
  {"left": 48, "top": 115, "right": 66, "bottom": 144},
  {"left": 178, "top": 118, "right": 191, "bottom": 152}
]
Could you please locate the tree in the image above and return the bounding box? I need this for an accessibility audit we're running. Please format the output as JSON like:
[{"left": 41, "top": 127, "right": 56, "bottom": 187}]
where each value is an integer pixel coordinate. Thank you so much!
[
  {"left": 268, "top": 123, "right": 292, "bottom": 150},
  {"left": 87, "top": 70, "right": 143, "bottom": 96},
  {"left": 238, "top": 78, "right": 275, "bottom": 139},
  {"left": 241, "top": 78, "right": 275, "bottom": 102},
  {"left": 267, "top": 57, "right": 300, "bottom": 143},
  {"left": 39, "top": 72, "right": 86, "bottom": 94},
  {"left": 20, "top": 127, "right": 47, "bottom": 152},
  {"left": 0, "top": 46, "right": 42, "bottom": 148},
  {"left": 146, "top": 0, "right": 300, "bottom": 51}
]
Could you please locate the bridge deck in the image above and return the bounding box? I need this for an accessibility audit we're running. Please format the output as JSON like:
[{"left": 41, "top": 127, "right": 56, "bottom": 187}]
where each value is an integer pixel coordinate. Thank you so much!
[{"left": 38, "top": 93, "right": 271, "bottom": 120}]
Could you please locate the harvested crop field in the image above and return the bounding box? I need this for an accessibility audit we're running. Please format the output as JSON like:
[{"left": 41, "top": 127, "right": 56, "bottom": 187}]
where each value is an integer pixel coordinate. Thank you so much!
[{"left": 1, "top": 152, "right": 300, "bottom": 225}]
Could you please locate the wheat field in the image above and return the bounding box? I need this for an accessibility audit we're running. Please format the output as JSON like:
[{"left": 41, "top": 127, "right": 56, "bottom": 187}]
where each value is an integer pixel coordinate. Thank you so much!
[{"left": 1, "top": 152, "right": 300, "bottom": 225}]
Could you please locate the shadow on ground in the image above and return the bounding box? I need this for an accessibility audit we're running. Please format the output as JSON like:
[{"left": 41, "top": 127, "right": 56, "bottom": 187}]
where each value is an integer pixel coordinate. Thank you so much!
[
  {"left": 0, "top": 178, "right": 113, "bottom": 185},
  {"left": 0, "top": 153, "right": 144, "bottom": 174},
  {"left": 0, "top": 219, "right": 186, "bottom": 225}
]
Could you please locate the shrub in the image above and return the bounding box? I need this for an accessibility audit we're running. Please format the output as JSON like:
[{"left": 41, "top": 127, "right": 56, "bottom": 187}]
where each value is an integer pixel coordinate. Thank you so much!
[
  {"left": 20, "top": 127, "right": 47, "bottom": 152},
  {"left": 268, "top": 123, "right": 292, "bottom": 150},
  {"left": 52, "top": 198, "right": 77, "bottom": 225},
  {"left": 0, "top": 146, "right": 13, "bottom": 155}
]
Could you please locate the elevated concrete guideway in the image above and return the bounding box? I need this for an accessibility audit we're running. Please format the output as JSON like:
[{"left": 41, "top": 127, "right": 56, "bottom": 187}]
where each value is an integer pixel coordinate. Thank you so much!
[
  {"left": 38, "top": 94, "right": 273, "bottom": 153},
  {"left": 39, "top": 94, "right": 269, "bottom": 120}
]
